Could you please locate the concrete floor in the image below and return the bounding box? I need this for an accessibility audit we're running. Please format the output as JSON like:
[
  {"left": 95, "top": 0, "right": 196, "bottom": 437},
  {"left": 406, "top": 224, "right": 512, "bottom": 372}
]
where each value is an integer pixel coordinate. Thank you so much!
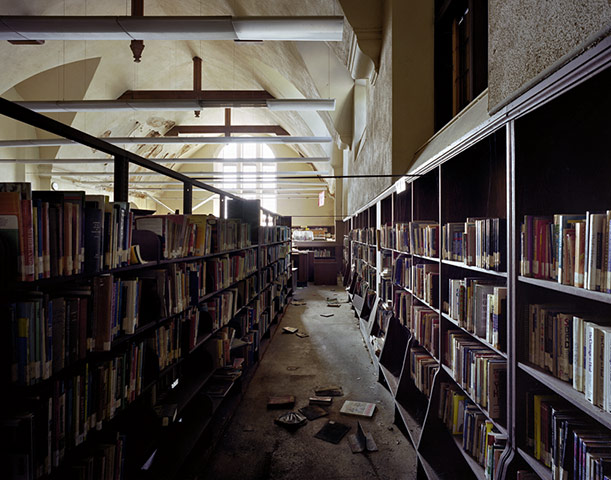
[{"left": 194, "top": 284, "right": 418, "bottom": 480}]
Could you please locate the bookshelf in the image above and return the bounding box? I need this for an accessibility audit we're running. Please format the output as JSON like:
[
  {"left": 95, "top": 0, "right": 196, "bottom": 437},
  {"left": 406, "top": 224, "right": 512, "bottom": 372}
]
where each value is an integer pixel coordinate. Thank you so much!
[
  {"left": 344, "top": 46, "right": 610, "bottom": 479},
  {"left": 0, "top": 100, "right": 293, "bottom": 479}
]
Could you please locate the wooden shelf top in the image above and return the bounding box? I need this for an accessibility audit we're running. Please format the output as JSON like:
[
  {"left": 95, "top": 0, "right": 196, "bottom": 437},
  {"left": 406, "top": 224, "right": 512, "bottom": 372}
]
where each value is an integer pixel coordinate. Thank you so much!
[
  {"left": 450, "top": 434, "right": 487, "bottom": 480},
  {"left": 518, "top": 362, "right": 611, "bottom": 429},
  {"left": 442, "top": 259, "right": 507, "bottom": 278},
  {"left": 440, "top": 312, "right": 507, "bottom": 358},
  {"left": 517, "top": 448, "right": 552, "bottom": 480},
  {"left": 518, "top": 276, "right": 611, "bottom": 304}
]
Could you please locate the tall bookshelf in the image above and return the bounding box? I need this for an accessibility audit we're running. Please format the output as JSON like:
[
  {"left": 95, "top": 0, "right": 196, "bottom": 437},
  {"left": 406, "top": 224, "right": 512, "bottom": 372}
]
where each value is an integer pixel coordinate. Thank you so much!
[
  {"left": 345, "top": 42, "right": 610, "bottom": 480},
  {"left": 0, "top": 100, "right": 293, "bottom": 479}
]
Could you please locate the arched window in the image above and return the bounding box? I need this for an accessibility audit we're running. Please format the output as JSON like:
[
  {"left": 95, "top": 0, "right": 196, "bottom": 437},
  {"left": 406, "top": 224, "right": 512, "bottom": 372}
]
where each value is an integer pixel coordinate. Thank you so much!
[{"left": 217, "top": 142, "right": 277, "bottom": 224}]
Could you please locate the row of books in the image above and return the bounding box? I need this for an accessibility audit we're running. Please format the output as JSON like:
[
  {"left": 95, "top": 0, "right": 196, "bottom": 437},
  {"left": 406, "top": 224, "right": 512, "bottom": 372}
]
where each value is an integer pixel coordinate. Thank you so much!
[
  {"left": 520, "top": 212, "right": 611, "bottom": 293},
  {"left": 446, "top": 330, "right": 506, "bottom": 419},
  {"left": 378, "top": 223, "right": 410, "bottom": 252},
  {"left": 392, "top": 255, "right": 412, "bottom": 290},
  {"left": 412, "top": 263, "right": 439, "bottom": 308},
  {"left": 380, "top": 269, "right": 393, "bottom": 305},
  {"left": 525, "top": 305, "right": 611, "bottom": 412},
  {"left": 205, "top": 250, "right": 258, "bottom": 293},
  {"left": 411, "top": 306, "right": 440, "bottom": 358},
  {"left": 410, "top": 221, "right": 439, "bottom": 257},
  {"left": 350, "top": 227, "right": 375, "bottom": 244},
  {"left": 409, "top": 346, "right": 438, "bottom": 396},
  {"left": 1, "top": 408, "right": 127, "bottom": 480},
  {"left": 0, "top": 184, "right": 133, "bottom": 281},
  {"left": 351, "top": 243, "right": 376, "bottom": 265},
  {"left": 8, "top": 342, "right": 145, "bottom": 477},
  {"left": 447, "top": 278, "right": 507, "bottom": 351},
  {"left": 258, "top": 225, "right": 290, "bottom": 245},
  {"left": 526, "top": 390, "right": 611, "bottom": 480},
  {"left": 313, "top": 248, "right": 333, "bottom": 258},
  {"left": 394, "top": 290, "right": 412, "bottom": 327},
  {"left": 439, "top": 382, "right": 506, "bottom": 479},
  {"left": 260, "top": 258, "right": 288, "bottom": 285},
  {"left": 260, "top": 243, "right": 289, "bottom": 266},
  {"left": 442, "top": 218, "right": 506, "bottom": 272}
]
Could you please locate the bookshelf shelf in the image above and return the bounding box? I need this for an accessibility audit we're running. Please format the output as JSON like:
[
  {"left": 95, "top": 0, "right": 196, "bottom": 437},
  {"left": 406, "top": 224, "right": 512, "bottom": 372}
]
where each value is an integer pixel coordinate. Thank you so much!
[
  {"left": 450, "top": 434, "right": 487, "bottom": 480},
  {"left": 441, "top": 364, "right": 507, "bottom": 436},
  {"left": 396, "top": 400, "right": 424, "bottom": 446},
  {"left": 343, "top": 43, "right": 610, "bottom": 480},
  {"left": 516, "top": 448, "right": 552, "bottom": 480},
  {"left": 0, "top": 103, "right": 294, "bottom": 478},
  {"left": 518, "top": 362, "right": 611, "bottom": 429},
  {"left": 517, "top": 275, "right": 611, "bottom": 304},
  {"left": 440, "top": 312, "right": 507, "bottom": 358},
  {"left": 442, "top": 259, "right": 507, "bottom": 278}
]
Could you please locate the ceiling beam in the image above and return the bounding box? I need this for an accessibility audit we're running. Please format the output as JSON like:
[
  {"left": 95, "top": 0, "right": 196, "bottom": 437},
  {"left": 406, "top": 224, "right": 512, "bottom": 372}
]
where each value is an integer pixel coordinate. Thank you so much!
[
  {"left": 0, "top": 16, "right": 344, "bottom": 41},
  {"left": 0, "top": 136, "right": 332, "bottom": 148},
  {"left": 44, "top": 171, "right": 326, "bottom": 177},
  {"left": 0, "top": 157, "right": 330, "bottom": 164}
]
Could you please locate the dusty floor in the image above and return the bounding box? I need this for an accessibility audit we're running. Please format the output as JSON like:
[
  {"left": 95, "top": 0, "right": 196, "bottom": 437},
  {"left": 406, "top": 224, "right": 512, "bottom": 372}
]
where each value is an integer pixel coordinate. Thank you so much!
[{"left": 192, "top": 284, "right": 417, "bottom": 480}]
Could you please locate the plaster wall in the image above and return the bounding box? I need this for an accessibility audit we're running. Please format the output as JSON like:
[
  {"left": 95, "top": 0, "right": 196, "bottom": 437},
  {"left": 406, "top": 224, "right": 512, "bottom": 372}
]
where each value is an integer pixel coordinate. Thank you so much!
[
  {"left": 344, "top": 0, "right": 392, "bottom": 215},
  {"left": 488, "top": 0, "right": 611, "bottom": 111}
]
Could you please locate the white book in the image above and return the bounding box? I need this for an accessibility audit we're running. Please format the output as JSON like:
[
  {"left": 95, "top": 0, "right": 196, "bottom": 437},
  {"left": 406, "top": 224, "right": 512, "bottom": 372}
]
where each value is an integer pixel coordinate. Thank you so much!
[
  {"left": 584, "top": 321, "right": 596, "bottom": 403},
  {"left": 573, "top": 316, "right": 585, "bottom": 393},
  {"left": 600, "top": 326, "right": 611, "bottom": 412},
  {"left": 586, "top": 213, "right": 605, "bottom": 291}
]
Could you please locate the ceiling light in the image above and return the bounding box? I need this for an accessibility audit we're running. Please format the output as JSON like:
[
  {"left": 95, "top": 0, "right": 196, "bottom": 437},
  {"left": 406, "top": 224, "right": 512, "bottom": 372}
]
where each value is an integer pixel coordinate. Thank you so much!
[
  {"left": 15, "top": 98, "right": 335, "bottom": 112},
  {"left": 0, "top": 157, "right": 331, "bottom": 164},
  {"left": 0, "top": 16, "right": 343, "bottom": 42}
]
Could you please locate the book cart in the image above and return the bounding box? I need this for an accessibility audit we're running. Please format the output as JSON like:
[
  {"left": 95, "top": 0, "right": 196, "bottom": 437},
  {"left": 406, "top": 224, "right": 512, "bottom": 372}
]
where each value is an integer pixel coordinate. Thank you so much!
[
  {"left": 0, "top": 99, "right": 293, "bottom": 479},
  {"left": 345, "top": 40, "right": 611, "bottom": 479}
]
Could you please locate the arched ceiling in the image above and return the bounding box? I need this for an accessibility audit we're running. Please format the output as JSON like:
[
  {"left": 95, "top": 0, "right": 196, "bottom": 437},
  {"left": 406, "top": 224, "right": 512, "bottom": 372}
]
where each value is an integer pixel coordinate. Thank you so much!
[{"left": 0, "top": 0, "right": 381, "bottom": 205}]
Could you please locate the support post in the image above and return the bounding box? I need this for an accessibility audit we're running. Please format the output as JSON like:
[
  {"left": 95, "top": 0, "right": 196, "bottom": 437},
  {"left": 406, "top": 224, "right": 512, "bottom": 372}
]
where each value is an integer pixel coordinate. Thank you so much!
[
  {"left": 220, "top": 195, "right": 226, "bottom": 219},
  {"left": 183, "top": 183, "right": 193, "bottom": 214},
  {"left": 114, "top": 155, "right": 129, "bottom": 202}
]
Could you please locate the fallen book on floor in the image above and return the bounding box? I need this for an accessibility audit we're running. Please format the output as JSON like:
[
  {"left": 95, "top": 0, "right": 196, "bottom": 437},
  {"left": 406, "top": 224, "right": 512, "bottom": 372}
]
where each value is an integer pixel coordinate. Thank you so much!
[
  {"left": 298, "top": 405, "right": 328, "bottom": 421},
  {"left": 274, "top": 411, "right": 307, "bottom": 431},
  {"left": 315, "top": 385, "right": 343, "bottom": 396},
  {"left": 339, "top": 400, "right": 376, "bottom": 417},
  {"left": 296, "top": 332, "right": 309, "bottom": 338},
  {"left": 348, "top": 422, "right": 378, "bottom": 453},
  {"left": 282, "top": 326, "right": 298, "bottom": 334},
  {"left": 267, "top": 395, "right": 296, "bottom": 409},
  {"left": 314, "top": 420, "right": 351, "bottom": 444},
  {"left": 309, "top": 396, "right": 333, "bottom": 405},
  {"left": 327, "top": 303, "right": 341, "bottom": 308},
  {"left": 320, "top": 313, "right": 334, "bottom": 318}
]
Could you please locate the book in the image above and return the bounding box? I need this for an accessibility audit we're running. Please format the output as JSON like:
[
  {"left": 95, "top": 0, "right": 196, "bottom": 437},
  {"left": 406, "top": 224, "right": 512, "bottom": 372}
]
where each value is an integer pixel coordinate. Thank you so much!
[{"left": 339, "top": 400, "right": 376, "bottom": 417}]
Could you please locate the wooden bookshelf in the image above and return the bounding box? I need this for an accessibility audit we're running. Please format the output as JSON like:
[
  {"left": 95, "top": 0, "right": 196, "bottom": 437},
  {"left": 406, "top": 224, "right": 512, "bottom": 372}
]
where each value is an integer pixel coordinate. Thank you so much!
[
  {"left": 0, "top": 102, "right": 294, "bottom": 479},
  {"left": 344, "top": 46, "right": 610, "bottom": 479}
]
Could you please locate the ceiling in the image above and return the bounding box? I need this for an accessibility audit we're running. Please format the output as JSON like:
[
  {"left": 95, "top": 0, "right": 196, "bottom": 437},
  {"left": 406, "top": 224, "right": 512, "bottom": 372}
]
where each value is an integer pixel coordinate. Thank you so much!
[{"left": 0, "top": 0, "right": 380, "bottom": 209}]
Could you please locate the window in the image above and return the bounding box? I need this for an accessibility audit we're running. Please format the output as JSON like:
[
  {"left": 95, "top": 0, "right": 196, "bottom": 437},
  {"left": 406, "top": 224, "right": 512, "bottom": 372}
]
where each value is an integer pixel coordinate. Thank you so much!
[
  {"left": 434, "top": 0, "right": 487, "bottom": 131},
  {"left": 217, "top": 142, "right": 277, "bottom": 225}
]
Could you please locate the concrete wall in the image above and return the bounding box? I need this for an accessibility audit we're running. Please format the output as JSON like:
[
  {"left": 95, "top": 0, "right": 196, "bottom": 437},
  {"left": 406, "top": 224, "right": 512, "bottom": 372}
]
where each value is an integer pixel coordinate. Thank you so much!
[{"left": 488, "top": 0, "right": 611, "bottom": 111}]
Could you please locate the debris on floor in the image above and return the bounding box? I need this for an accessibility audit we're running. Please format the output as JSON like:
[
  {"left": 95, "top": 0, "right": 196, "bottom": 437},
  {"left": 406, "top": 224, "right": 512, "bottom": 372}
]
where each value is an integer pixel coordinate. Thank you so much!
[
  {"left": 267, "top": 395, "right": 296, "bottom": 409},
  {"left": 309, "top": 396, "right": 333, "bottom": 405},
  {"left": 348, "top": 422, "right": 378, "bottom": 453},
  {"left": 291, "top": 301, "right": 306, "bottom": 306},
  {"left": 339, "top": 400, "right": 376, "bottom": 418},
  {"left": 274, "top": 411, "right": 307, "bottom": 431},
  {"left": 282, "top": 326, "right": 298, "bottom": 334},
  {"left": 242, "top": 425, "right": 255, "bottom": 432},
  {"left": 298, "top": 405, "right": 328, "bottom": 420},
  {"left": 326, "top": 297, "right": 341, "bottom": 308},
  {"left": 314, "top": 420, "right": 351, "bottom": 444},
  {"left": 315, "top": 385, "right": 343, "bottom": 396},
  {"left": 296, "top": 332, "right": 309, "bottom": 338},
  {"left": 320, "top": 313, "right": 334, "bottom": 318},
  {"left": 286, "top": 366, "right": 300, "bottom": 371}
]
